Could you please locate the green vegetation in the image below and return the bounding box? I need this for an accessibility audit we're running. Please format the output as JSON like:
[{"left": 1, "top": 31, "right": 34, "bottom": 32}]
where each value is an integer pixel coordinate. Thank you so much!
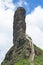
[
  {"left": 34, "top": 55, "right": 43, "bottom": 65},
  {"left": 14, "top": 58, "right": 30, "bottom": 65},
  {"left": 14, "top": 55, "right": 43, "bottom": 65},
  {"left": 14, "top": 45, "right": 43, "bottom": 65}
]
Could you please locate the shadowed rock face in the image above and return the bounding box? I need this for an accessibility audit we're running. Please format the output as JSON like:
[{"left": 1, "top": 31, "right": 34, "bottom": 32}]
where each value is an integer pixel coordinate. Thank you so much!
[{"left": 13, "top": 7, "right": 26, "bottom": 47}]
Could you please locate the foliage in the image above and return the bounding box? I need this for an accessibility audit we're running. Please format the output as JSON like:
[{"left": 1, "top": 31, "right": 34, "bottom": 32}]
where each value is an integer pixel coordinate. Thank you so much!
[{"left": 14, "top": 46, "right": 43, "bottom": 65}]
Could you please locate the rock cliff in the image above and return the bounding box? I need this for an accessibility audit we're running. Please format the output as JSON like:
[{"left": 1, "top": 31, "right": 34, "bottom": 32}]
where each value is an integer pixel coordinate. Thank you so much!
[{"left": 1, "top": 7, "right": 41, "bottom": 65}]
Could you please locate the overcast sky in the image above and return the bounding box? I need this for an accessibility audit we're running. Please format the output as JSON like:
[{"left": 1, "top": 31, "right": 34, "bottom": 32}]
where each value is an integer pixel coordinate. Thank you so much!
[{"left": 0, "top": 0, "right": 43, "bottom": 64}]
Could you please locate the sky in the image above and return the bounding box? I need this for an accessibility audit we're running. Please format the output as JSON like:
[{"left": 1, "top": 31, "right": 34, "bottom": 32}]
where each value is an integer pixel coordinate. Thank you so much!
[{"left": 0, "top": 0, "right": 43, "bottom": 64}]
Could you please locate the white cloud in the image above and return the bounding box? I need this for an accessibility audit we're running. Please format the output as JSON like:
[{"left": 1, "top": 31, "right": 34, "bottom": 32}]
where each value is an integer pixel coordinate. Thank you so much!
[
  {"left": 0, "top": 0, "right": 14, "bottom": 64},
  {"left": 0, "top": 32, "right": 13, "bottom": 64},
  {"left": 17, "top": 0, "right": 23, "bottom": 6},
  {"left": 0, "top": 0, "right": 15, "bottom": 10},
  {"left": 0, "top": 33, "right": 8, "bottom": 64},
  {"left": 0, "top": 9, "right": 14, "bottom": 30},
  {"left": 0, "top": 33, "right": 7, "bottom": 46},
  {"left": 26, "top": 6, "right": 43, "bottom": 49}
]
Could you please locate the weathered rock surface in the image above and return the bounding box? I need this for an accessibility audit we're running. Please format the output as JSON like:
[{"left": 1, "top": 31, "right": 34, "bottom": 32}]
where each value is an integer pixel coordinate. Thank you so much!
[
  {"left": 1, "top": 7, "right": 26, "bottom": 65},
  {"left": 13, "top": 7, "right": 26, "bottom": 47},
  {"left": 1, "top": 36, "right": 34, "bottom": 65},
  {"left": 1, "top": 7, "right": 41, "bottom": 65}
]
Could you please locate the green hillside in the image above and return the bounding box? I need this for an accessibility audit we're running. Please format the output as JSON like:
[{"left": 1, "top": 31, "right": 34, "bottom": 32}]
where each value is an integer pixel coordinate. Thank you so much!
[{"left": 14, "top": 45, "right": 43, "bottom": 65}]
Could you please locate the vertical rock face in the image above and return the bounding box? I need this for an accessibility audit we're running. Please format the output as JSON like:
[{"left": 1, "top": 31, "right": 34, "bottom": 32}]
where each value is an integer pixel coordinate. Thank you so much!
[
  {"left": 13, "top": 7, "right": 26, "bottom": 47},
  {"left": 1, "top": 7, "right": 35, "bottom": 65}
]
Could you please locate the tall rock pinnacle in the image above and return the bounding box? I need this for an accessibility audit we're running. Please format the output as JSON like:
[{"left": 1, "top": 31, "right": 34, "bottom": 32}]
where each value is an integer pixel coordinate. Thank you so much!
[
  {"left": 1, "top": 7, "right": 35, "bottom": 65},
  {"left": 13, "top": 7, "right": 26, "bottom": 47}
]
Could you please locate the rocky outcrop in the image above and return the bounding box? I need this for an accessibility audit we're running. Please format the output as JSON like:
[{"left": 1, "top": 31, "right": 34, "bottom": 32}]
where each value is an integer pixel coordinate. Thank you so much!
[
  {"left": 1, "top": 7, "right": 26, "bottom": 65},
  {"left": 13, "top": 7, "right": 26, "bottom": 48},
  {"left": 2, "top": 7, "right": 41, "bottom": 65}
]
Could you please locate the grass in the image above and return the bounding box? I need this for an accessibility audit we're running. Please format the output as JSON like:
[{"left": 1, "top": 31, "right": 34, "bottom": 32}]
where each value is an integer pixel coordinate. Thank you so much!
[
  {"left": 34, "top": 55, "right": 43, "bottom": 65},
  {"left": 14, "top": 55, "right": 43, "bottom": 65},
  {"left": 14, "top": 58, "right": 30, "bottom": 65},
  {"left": 14, "top": 45, "right": 43, "bottom": 65}
]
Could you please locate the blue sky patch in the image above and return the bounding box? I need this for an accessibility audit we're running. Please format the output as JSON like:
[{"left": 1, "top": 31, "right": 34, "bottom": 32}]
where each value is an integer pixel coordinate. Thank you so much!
[{"left": 13, "top": 0, "right": 43, "bottom": 14}]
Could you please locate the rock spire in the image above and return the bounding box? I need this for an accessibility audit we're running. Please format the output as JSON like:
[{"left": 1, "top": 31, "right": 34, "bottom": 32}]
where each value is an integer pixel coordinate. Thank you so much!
[{"left": 13, "top": 7, "right": 26, "bottom": 47}]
